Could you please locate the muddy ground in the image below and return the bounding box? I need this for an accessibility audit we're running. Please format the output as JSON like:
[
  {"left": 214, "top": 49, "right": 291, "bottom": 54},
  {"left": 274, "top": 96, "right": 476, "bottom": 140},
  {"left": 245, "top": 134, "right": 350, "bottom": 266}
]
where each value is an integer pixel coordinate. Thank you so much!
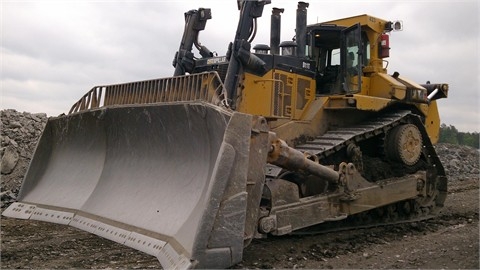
[{"left": 1, "top": 176, "right": 478, "bottom": 269}]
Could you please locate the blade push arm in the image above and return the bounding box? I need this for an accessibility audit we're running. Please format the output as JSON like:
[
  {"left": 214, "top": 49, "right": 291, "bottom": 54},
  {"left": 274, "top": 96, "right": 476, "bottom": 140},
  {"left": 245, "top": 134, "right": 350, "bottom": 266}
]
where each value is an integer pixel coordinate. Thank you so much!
[
  {"left": 224, "top": 0, "right": 270, "bottom": 107},
  {"left": 173, "top": 8, "right": 213, "bottom": 76}
]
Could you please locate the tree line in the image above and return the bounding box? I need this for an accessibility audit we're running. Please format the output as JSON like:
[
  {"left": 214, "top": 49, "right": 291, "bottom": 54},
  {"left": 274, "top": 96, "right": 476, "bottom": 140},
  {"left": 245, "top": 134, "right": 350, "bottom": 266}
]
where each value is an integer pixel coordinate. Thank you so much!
[{"left": 438, "top": 124, "right": 479, "bottom": 148}]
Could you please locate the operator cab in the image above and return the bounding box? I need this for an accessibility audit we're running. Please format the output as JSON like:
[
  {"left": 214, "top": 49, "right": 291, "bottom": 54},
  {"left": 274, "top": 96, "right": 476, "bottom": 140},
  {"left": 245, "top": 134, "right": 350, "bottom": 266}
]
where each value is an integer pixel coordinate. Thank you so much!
[{"left": 307, "top": 23, "right": 366, "bottom": 95}]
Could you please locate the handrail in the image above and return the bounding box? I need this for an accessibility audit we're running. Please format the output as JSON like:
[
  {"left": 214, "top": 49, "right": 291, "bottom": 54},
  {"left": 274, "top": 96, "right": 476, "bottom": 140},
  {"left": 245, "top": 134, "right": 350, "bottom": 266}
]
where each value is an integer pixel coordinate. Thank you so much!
[{"left": 69, "top": 72, "right": 227, "bottom": 114}]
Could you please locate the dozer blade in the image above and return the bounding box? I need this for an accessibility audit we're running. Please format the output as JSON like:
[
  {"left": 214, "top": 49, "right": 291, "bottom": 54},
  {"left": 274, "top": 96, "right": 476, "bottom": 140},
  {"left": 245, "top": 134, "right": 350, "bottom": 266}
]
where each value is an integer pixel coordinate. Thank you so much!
[{"left": 3, "top": 101, "right": 266, "bottom": 269}]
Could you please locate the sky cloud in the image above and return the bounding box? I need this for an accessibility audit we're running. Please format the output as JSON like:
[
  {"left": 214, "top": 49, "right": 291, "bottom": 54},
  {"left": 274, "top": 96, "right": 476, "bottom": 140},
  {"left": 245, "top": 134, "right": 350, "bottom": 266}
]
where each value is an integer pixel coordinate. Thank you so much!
[{"left": 1, "top": 0, "right": 478, "bottom": 132}]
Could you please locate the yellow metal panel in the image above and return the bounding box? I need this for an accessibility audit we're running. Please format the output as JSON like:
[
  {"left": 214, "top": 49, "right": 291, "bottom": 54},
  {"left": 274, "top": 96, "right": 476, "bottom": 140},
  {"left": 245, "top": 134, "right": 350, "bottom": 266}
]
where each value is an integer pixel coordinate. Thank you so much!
[
  {"left": 359, "top": 76, "right": 370, "bottom": 95},
  {"left": 397, "top": 76, "right": 427, "bottom": 91},
  {"left": 281, "top": 72, "right": 294, "bottom": 118},
  {"left": 325, "top": 95, "right": 393, "bottom": 111},
  {"left": 301, "top": 97, "right": 329, "bottom": 121},
  {"left": 294, "top": 75, "right": 315, "bottom": 120},
  {"left": 240, "top": 70, "right": 316, "bottom": 120},
  {"left": 424, "top": 101, "right": 441, "bottom": 144},
  {"left": 414, "top": 103, "right": 429, "bottom": 116},
  {"left": 325, "top": 96, "right": 349, "bottom": 109},
  {"left": 355, "top": 95, "right": 393, "bottom": 111},
  {"left": 319, "top": 14, "right": 387, "bottom": 34},
  {"left": 369, "top": 73, "right": 406, "bottom": 100},
  {"left": 237, "top": 71, "right": 274, "bottom": 117}
]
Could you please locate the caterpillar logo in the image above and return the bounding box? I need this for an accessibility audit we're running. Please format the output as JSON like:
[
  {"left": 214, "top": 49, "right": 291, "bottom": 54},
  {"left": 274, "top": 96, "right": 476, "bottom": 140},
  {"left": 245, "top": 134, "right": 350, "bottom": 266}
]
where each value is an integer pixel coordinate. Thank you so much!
[{"left": 207, "top": 56, "right": 227, "bottom": 65}]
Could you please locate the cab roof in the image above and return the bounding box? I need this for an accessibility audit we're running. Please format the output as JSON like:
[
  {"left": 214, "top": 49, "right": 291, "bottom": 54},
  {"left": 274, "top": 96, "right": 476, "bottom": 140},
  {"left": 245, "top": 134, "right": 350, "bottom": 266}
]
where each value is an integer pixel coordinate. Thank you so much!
[{"left": 309, "top": 14, "right": 389, "bottom": 34}]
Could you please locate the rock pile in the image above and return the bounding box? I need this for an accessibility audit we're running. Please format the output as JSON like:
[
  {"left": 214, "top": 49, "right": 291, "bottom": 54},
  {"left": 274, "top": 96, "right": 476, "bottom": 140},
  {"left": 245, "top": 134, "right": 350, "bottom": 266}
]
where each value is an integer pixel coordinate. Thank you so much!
[
  {"left": 436, "top": 143, "right": 480, "bottom": 181},
  {"left": 0, "top": 108, "right": 478, "bottom": 209},
  {"left": 1, "top": 109, "right": 47, "bottom": 208}
]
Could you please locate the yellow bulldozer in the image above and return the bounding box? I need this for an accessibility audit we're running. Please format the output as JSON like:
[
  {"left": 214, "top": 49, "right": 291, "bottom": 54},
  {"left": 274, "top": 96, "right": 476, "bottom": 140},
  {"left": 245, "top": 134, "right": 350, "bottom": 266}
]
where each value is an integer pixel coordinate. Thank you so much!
[{"left": 3, "top": 1, "right": 449, "bottom": 269}]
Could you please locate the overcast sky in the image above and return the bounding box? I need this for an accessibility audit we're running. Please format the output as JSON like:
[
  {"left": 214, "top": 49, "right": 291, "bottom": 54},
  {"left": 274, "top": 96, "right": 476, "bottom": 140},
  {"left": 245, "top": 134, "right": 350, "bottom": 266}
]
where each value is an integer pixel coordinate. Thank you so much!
[{"left": 1, "top": 0, "right": 479, "bottom": 132}]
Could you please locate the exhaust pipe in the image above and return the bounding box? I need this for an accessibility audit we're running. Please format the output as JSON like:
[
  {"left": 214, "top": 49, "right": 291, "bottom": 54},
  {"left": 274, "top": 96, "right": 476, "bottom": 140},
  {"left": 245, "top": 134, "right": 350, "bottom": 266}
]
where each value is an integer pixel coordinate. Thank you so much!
[
  {"left": 270, "top": 7, "right": 284, "bottom": 55},
  {"left": 296, "top": 2, "right": 309, "bottom": 57}
]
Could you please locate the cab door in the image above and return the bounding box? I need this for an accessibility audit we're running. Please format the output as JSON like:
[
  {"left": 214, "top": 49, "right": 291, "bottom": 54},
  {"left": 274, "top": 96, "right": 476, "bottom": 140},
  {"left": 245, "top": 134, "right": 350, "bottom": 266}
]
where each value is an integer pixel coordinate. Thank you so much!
[{"left": 341, "top": 23, "right": 363, "bottom": 93}]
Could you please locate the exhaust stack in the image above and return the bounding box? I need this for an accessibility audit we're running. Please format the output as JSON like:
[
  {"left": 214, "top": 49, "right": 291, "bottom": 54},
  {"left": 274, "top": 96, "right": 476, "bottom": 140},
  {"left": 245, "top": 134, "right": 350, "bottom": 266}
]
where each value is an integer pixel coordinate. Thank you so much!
[
  {"left": 270, "top": 7, "right": 284, "bottom": 55},
  {"left": 296, "top": 2, "right": 309, "bottom": 57}
]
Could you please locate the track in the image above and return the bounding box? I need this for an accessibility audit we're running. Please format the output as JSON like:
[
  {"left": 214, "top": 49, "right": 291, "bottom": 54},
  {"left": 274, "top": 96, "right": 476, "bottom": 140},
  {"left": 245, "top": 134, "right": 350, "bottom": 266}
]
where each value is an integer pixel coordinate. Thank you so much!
[
  {"left": 239, "top": 180, "right": 478, "bottom": 269},
  {"left": 295, "top": 110, "right": 412, "bottom": 159},
  {"left": 276, "top": 110, "right": 447, "bottom": 234}
]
